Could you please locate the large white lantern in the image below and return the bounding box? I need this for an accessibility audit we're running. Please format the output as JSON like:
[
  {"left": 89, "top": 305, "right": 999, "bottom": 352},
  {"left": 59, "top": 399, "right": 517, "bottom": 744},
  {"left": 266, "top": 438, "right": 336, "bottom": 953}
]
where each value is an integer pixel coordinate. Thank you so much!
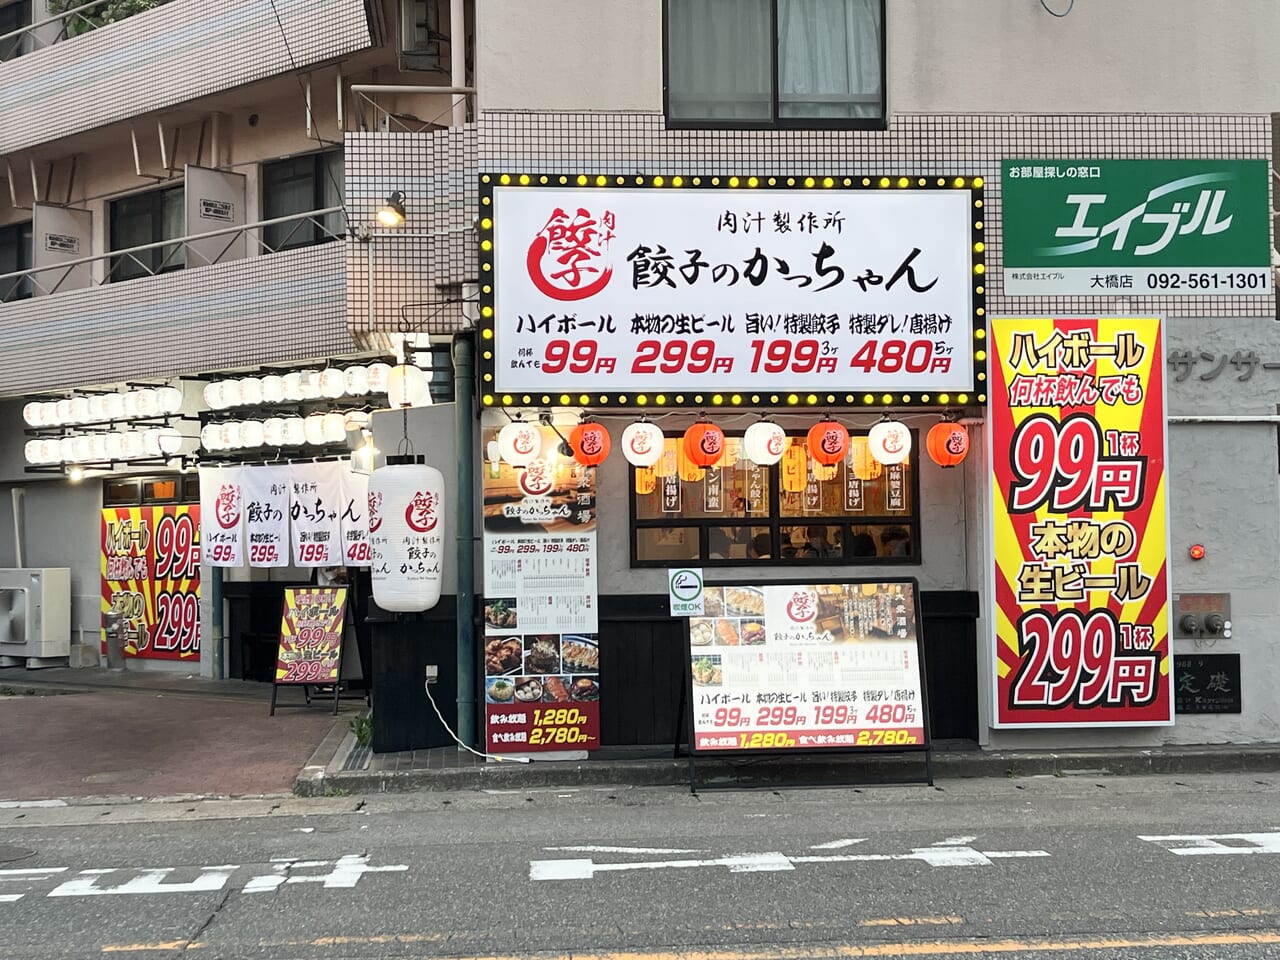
[
  {"left": 38, "top": 439, "right": 60, "bottom": 463},
  {"left": 87, "top": 395, "right": 107, "bottom": 422},
  {"left": 22, "top": 402, "right": 44, "bottom": 427},
  {"left": 135, "top": 389, "right": 159, "bottom": 417},
  {"left": 103, "top": 394, "right": 125, "bottom": 421},
  {"left": 122, "top": 431, "right": 145, "bottom": 459},
  {"left": 369, "top": 456, "right": 445, "bottom": 612},
  {"left": 203, "top": 382, "right": 224, "bottom": 409},
  {"left": 366, "top": 362, "right": 392, "bottom": 394},
  {"left": 158, "top": 386, "right": 184, "bottom": 414},
  {"left": 262, "top": 375, "right": 286, "bottom": 404},
  {"left": 319, "top": 368, "right": 346, "bottom": 399},
  {"left": 263, "top": 418, "right": 286, "bottom": 446},
  {"left": 322, "top": 412, "right": 347, "bottom": 445},
  {"left": 303, "top": 414, "right": 327, "bottom": 446},
  {"left": 104, "top": 432, "right": 125, "bottom": 460},
  {"left": 298, "top": 370, "right": 321, "bottom": 400},
  {"left": 237, "top": 378, "right": 262, "bottom": 406},
  {"left": 71, "top": 436, "right": 93, "bottom": 462},
  {"left": 620, "top": 421, "right": 665, "bottom": 467},
  {"left": 54, "top": 399, "right": 72, "bottom": 424},
  {"left": 68, "top": 396, "right": 89, "bottom": 423},
  {"left": 200, "top": 424, "right": 221, "bottom": 451},
  {"left": 344, "top": 366, "right": 370, "bottom": 396},
  {"left": 88, "top": 435, "right": 109, "bottom": 462},
  {"left": 387, "top": 364, "right": 431, "bottom": 408},
  {"left": 497, "top": 421, "right": 541, "bottom": 467},
  {"left": 742, "top": 420, "right": 786, "bottom": 466},
  {"left": 283, "top": 417, "right": 306, "bottom": 446},
  {"left": 868, "top": 419, "right": 912, "bottom": 465},
  {"left": 218, "top": 381, "right": 242, "bottom": 409},
  {"left": 23, "top": 440, "right": 43, "bottom": 463},
  {"left": 239, "top": 420, "right": 264, "bottom": 448}
]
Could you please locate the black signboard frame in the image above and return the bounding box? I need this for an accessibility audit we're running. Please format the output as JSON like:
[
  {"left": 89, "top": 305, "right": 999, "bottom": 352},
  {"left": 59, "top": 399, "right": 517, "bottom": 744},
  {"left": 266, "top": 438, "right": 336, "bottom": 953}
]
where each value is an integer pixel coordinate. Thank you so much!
[
  {"left": 1173, "top": 653, "right": 1242, "bottom": 715},
  {"left": 269, "top": 584, "right": 348, "bottom": 717},
  {"left": 683, "top": 576, "right": 932, "bottom": 792}
]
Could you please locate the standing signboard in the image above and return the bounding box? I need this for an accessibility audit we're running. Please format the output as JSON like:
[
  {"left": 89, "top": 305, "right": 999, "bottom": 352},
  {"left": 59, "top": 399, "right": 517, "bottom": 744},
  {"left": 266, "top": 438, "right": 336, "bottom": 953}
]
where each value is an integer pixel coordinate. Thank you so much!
[
  {"left": 100, "top": 505, "right": 201, "bottom": 661},
  {"left": 989, "top": 316, "right": 1173, "bottom": 727},
  {"left": 686, "top": 580, "right": 929, "bottom": 755},
  {"left": 1001, "top": 160, "right": 1271, "bottom": 296},
  {"left": 270, "top": 585, "right": 348, "bottom": 715},
  {"left": 481, "top": 424, "right": 600, "bottom": 753},
  {"left": 478, "top": 174, "right": 985, "bottom": 408}
]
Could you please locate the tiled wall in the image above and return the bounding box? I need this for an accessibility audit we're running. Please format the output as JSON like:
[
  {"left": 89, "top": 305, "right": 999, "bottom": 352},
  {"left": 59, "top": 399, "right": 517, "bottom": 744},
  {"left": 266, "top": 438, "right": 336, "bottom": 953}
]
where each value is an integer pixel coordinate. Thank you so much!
[
  {"left": 0, "top": 244, "right": 352, "bottom": 395},
  {"left": 0, "top": 0, "right": 373, "bottom": 157}
]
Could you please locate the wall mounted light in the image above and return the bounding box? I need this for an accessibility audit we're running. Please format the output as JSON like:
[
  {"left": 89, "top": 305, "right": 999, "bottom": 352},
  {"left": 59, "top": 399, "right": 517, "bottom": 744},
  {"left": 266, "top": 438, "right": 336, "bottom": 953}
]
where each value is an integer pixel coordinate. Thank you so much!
[{"left": 376, "top": 191, "right": 406, "bottom": 228}]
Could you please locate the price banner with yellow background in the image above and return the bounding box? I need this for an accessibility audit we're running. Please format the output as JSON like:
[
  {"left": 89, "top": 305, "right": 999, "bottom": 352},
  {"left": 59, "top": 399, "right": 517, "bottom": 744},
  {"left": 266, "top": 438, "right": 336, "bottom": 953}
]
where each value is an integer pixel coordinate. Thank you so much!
[
  {"left": 989, "top": 316, "right": 1173, "bottom": 727},
  {"left": 275, "top": 586, "right": 347, "bottom": 685}
]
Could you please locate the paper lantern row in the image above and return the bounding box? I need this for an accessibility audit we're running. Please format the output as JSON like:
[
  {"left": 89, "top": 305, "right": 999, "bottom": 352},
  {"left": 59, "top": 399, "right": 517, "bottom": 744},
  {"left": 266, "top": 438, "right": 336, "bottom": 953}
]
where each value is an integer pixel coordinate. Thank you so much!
[
  {"left": 25, "top": 428, "right": 184, "bottom": 464},
  {"left": 202, "top": 363, "right": 433, "bottom": 410},
  {"left": 24, "top": 387, "right": 184, "bottom": 427},
  {"left": 201, "top": 411, "right": 370, "bottom": 451}
]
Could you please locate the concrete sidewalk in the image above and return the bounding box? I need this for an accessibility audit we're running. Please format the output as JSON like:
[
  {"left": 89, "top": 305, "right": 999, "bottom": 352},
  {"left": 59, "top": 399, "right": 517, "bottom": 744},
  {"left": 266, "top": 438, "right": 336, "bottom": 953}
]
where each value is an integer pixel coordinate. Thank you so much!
[{"left": 0, "top": 666, "right": 355, "bottom": 802}]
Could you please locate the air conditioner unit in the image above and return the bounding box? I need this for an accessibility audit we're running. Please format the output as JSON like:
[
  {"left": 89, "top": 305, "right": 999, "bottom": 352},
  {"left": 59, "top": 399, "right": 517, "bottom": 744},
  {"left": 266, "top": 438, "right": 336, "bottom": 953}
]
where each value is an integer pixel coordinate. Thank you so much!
[{"left": 0, "top": 568, "right": 71, "bottom": 668}]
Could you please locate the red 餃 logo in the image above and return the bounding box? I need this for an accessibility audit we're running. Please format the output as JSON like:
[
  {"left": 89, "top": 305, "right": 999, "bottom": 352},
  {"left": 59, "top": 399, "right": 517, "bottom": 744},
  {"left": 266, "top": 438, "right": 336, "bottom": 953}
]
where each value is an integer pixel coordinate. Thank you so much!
[
  {"left": 786, "top": 590, "right": 817, "bottom": 624},
  {"left": 527, "top": 207, "right": 615, "bottom": 301},
  {"left": 405, "top": 490, "right": 439, "bottom": 533},
  {"left": 519, "top": 459, "right": 554, "bottom": 497},
  {"left": 215, "top": 484, "right": 241, "bottom": 529}
]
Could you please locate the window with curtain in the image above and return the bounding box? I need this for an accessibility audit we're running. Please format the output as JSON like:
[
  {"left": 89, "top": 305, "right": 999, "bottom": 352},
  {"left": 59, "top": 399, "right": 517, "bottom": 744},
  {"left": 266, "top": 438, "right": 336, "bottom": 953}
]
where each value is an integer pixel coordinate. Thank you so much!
[
  {"left": 665, "top": 0, "right": 884, "bottom": 129},
  {"left": 109, "top": 186, "right": 185, "bottom": 282},
  {"left": 0, "top": 221, "right": 32, "bottom": 302},
  {"left": 0, "top": 1, "right": 31, "bottom": 62},
  {"left": 261, "top": 150, "right": 345, "bottom": 252}
]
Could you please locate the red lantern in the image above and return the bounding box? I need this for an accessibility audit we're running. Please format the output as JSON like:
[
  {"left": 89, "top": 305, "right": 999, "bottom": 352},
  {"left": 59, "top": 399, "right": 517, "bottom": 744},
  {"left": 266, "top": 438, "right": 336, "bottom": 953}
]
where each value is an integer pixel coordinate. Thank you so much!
[
  {"left": 806, "top": 419, "right": 849, "bottom": 466},
  {"left": 926, "top": 421, "right": 969, "bottom": 468},
  {"left": 682, "top": 421, "right": 725, "bottom": 468},
  {"left": 569, "top": 422, "right": 611, "bottom": 466}
]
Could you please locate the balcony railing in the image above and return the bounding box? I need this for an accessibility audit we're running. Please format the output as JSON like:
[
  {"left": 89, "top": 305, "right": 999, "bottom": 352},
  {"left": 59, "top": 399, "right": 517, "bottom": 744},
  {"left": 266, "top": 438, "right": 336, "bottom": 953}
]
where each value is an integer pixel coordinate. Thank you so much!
[
  {"left": 0, "top": 206, "right": 345, "bottom": 302},
  {"left": 0, "top": 0, "right": 174, "bottom": 59}
]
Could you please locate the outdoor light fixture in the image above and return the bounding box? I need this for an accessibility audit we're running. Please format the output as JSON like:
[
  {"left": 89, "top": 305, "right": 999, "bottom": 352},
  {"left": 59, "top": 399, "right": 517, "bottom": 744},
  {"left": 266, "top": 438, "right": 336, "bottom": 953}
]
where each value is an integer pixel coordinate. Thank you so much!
[{"left": 376, "top": 190, "right": 406, "bottom": 228}]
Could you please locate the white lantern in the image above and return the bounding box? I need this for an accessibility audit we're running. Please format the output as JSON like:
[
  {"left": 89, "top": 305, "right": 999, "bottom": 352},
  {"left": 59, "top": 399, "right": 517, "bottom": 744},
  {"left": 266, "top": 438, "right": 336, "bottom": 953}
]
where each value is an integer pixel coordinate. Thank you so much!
[
  {"left": 57, "top": 437, "right": 76, "bottom": 462},
  {"left": 38, "top": 401, "right": 57, "bottom": 425},
  {"left": 203, "top": 382, "right": 223, "bottom": 409},
  {"left": 239, "top": 420, "right": 264, "bottom": 448},
  {"left": 142, "top": 429, "right": 163, "bottom": 457},
  {"left": 868, "top": 419, "right": 912, "bottom": 465},
  {"left": 54, "top": 399, "right": 72, "bottom": 424},
  {"left": 322, "top": 412, "right": 347, "bottom": 445},
  {"left": 201, "top": 424, "right": 221, "bottom": 451},
  {"left": 497, "top": 421, "right": 541, "bottom": 467},
  {"left": 22, "top": 402, "right": 44, "bottom": 426},
  {"left": 87, "top": 395, "right": 107, "bottom": 422},
  {"left": 237, "top": 378, "right": 262, "bottom": 406},
  {"left": 23, "top": 440, "right": 43, "bottom": 463},
  {"left": 298, "top": 370, "right": 321, "bottom": 400},
  {"left": 366, "top": 362, "right": 392, "bottom": 394},
  {"left": 485, "top": 439, "right": 501, "bottom": 464},
  {"left": 343, "top": 410, "right": 370, "bottom": 430},
  {"left": 104, "top": 432, "right": 125, "bottom": 460},
  {"left": 122, "top": 392, "right": 139, "bottom": 419},
  {"left": 39, "top": 439, "right": 61, "bottom": 463},
  {"left": 158, "top": 386, "right": 183, "bottom": 414},
  {"left": 344, "top": 366, "right": 370, "bottom": 396},
  {"left": 122, "top": 431, "right": 145, "bottom": 460},
  {"left": 319, "top": 368, "right": 346, "bottom": 399},
  {"left": 369, "top": 457, "right": 445, "bottom": 612},
  {"left": 620, "top": 421, "right": 665, "bottom": 467},
  {"left": 387, "top": 364, "right": 431, "bottom": 408},
  {"left": 222, "top": 421, "right": 244, "bottom": 449},
  {"left": 68, "top": 396, "right": 89, "bottom": 423},
  {"left": 742, "top": 421, "right": 787, "bottom": 466},
  {"left": 103, "top": 394, "right": 125, "bottom": 421},
  {"left": 157, "top": 427, "right": 184, "bottom": 455},
  {"left": 72, "top": 436, "right": 92, "bottom": 462},
  {"left": 218, "top": 381, "right": 241, "bottom": 409},
  {"left": 88, "top": 435, "right": 109, "bottom": 462},
  {"left": 137, "top": 389, "right": 161, "bottom": 417},
  {"left": 282, "top": 372, "right": 303, "bottom": 401},
  {"left": 283, "top": 417, "right": 306, "bottom": 446},
  {"left": 262, "top": 375, "right": 285, "bottom": 404},
  {"left": 303, "top": 414, "right": 327, "bottom": 446},
  {"left": 263, "top": 418, "right": 286, "bottom": 446}
]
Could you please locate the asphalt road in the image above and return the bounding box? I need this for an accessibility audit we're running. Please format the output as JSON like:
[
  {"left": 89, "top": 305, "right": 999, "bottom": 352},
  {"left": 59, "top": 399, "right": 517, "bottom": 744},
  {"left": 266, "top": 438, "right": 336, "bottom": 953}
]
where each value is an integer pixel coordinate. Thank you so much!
[{"left": 2, "top": 772, "right": 1279, "bottom": 959}]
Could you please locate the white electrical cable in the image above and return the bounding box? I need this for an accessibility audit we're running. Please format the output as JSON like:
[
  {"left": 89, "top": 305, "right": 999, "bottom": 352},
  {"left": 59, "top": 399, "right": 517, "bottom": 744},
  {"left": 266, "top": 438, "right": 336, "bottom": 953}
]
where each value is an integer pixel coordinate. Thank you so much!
[{"left": 423, "top": 680, "right": 531, "bottom": 763}]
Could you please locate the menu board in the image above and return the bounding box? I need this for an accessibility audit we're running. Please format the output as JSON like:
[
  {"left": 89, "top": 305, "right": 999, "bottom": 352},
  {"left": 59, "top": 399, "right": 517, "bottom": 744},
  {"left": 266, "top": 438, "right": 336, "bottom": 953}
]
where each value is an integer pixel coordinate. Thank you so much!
[
  {"left": 274, "top": 586, "right": 347, "bottom": 685},
  {"left": 482, "top": 425, "right": 600, "bottom": 752},
  {"left": 100, "top": 506, "right": 201, "bottom": 661},
  {"left": 687, "top": 580, "right": 928, "bottom": 753}
]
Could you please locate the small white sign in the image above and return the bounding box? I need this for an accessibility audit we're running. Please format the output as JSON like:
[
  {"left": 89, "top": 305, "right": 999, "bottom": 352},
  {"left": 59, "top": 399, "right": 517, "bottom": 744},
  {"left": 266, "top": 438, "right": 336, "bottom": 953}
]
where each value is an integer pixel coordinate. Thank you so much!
[{"left": 668, "top": 567, "right": 704, "bottom": 617}]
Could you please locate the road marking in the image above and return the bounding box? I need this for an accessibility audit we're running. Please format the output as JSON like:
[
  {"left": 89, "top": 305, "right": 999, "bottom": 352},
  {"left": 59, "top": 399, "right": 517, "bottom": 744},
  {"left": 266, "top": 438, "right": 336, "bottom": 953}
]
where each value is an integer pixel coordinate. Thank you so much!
[
  {"left": 0, "top": 867, "right": 67, "bottom": 903},
  {"left": 1141, "top": 832, "right": 1280, "bottom": 855},
  {"left": 858, "top": 916, "right": 964, "bottom": 927},
  {"left": 0, "top": 799, "right": 66, "bottom": 808},
  {"left": 98, "top": 929, "right": 1280, "bottom": 957},
  {"left": 546, "top": 845, "right": 706, "bottom": 854},
  {"left": 810, "top": 838, "right": 867, "bottom": 850},
  {"left": 530, "top": 844, "right": 1048, "bottom": 880},
  {"left": 935, "top": 835, "right": 978, "bottom": 846}
]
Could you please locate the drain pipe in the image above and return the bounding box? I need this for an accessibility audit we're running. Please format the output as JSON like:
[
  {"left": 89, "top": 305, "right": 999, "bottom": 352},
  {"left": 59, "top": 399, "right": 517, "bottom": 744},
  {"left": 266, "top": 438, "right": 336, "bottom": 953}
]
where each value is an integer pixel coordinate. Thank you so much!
[
  {"left": 453, "top": 332, "right": 477, "bottom": 748},
  {"left": 210, "top": 566, "right": 224, "bottom": 679}
]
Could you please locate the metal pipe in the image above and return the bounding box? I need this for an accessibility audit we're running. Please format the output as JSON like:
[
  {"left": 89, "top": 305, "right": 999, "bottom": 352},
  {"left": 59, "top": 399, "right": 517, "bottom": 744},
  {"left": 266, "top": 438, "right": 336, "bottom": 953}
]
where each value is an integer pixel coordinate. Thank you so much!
[
  {"left": 450, "top": 0, "right": 467, "bottom": 127},
  {"left": 453, "top": 333, "right": 477, "bottom": 748},
  {"left": 11, "top": 488, "right": 25, "bottom": 569},
  {"left": 349, "top": 84, "right": 475, "bottom": 94},
  {"left": 210, "top": 565, "right": 224, "bottom": 680}
]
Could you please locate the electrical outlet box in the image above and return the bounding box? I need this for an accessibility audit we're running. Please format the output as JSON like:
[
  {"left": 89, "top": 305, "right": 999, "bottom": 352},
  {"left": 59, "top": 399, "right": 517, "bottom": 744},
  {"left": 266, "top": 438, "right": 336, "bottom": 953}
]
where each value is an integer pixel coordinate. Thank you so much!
[
  {"left": 1172, "top": 592, "right": 1232, "bottom": 639},
  {"left": 424, "top": 664, "right": 439, "bottom": 684}
]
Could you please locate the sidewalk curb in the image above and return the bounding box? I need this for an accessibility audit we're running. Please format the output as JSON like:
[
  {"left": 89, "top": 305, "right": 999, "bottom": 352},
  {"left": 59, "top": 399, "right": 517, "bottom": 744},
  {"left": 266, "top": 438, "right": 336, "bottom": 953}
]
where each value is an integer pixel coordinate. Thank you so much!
[
  {"left": 295, "top": 718, "right": 352, "bottom": 796},
  {"left": 293, "top": 743, "right": 1280, "bottom": 797}
]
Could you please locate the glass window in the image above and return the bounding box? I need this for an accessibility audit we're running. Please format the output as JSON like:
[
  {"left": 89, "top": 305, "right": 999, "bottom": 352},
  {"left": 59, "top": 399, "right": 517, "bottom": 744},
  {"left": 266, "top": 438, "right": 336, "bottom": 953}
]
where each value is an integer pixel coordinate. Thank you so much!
[
  {"left": 109, "top": 186, "right": 185, "bottom": 282},
  {"left": 104, "top": 479, "right": 141, "bottom": 506},
  {"left": 262, "top": 150, "right": 344, "bottom": 252},
  {"left": 631, "top": 433, "right": 918, "bottom": 566},
  {"left": 0, "top": 1, "right": 31, "bottom": 62},
  {"left": 0, "top": 221, "right": 32, "bottom": 302},
  {"left": 666, "top": 0, "right": 884, "bottom": 129}
]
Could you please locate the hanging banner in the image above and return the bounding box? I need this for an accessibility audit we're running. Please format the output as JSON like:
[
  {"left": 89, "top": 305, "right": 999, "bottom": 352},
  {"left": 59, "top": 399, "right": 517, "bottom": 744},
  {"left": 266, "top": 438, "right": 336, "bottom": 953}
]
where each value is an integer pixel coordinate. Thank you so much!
[
  {"left": 687, "top": 580, "right": 929, "bottom": 753},
  {"left": 100, "top": 505, "right": 201, "bottom": 661},
  {"left": 274, "top": 586, "right": 347, "bottom": 685},
  {"left": 339, "top": 468, "right": 372, "bottom": 567},
  {"left": 241, "top": 465, "right": 291, "bottom": 568},
  {"left": 482, "top": 423, "right": 600, "bottom": 753},
  {"left": 989, "top": 316, "right": 1173, "bottom": 727},
  {"left": 480, "top": 175, "right": 985, "bottom": 407},
  {"left": 198, "top": 466, "right": 245, "bottom": 567},
  {"left": 289, "top": 461, "right": 344, "bottom": 567}
]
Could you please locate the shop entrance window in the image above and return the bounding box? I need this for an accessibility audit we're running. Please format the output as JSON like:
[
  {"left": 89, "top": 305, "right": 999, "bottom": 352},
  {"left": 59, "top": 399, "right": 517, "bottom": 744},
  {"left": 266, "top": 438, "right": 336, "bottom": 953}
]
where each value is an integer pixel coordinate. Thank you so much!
[
  {"left": 630, "top": 432, "right": 918, "bottom": 566},
  {"left": 261, "top": 150, "right": 345, "bottom": 252}
]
